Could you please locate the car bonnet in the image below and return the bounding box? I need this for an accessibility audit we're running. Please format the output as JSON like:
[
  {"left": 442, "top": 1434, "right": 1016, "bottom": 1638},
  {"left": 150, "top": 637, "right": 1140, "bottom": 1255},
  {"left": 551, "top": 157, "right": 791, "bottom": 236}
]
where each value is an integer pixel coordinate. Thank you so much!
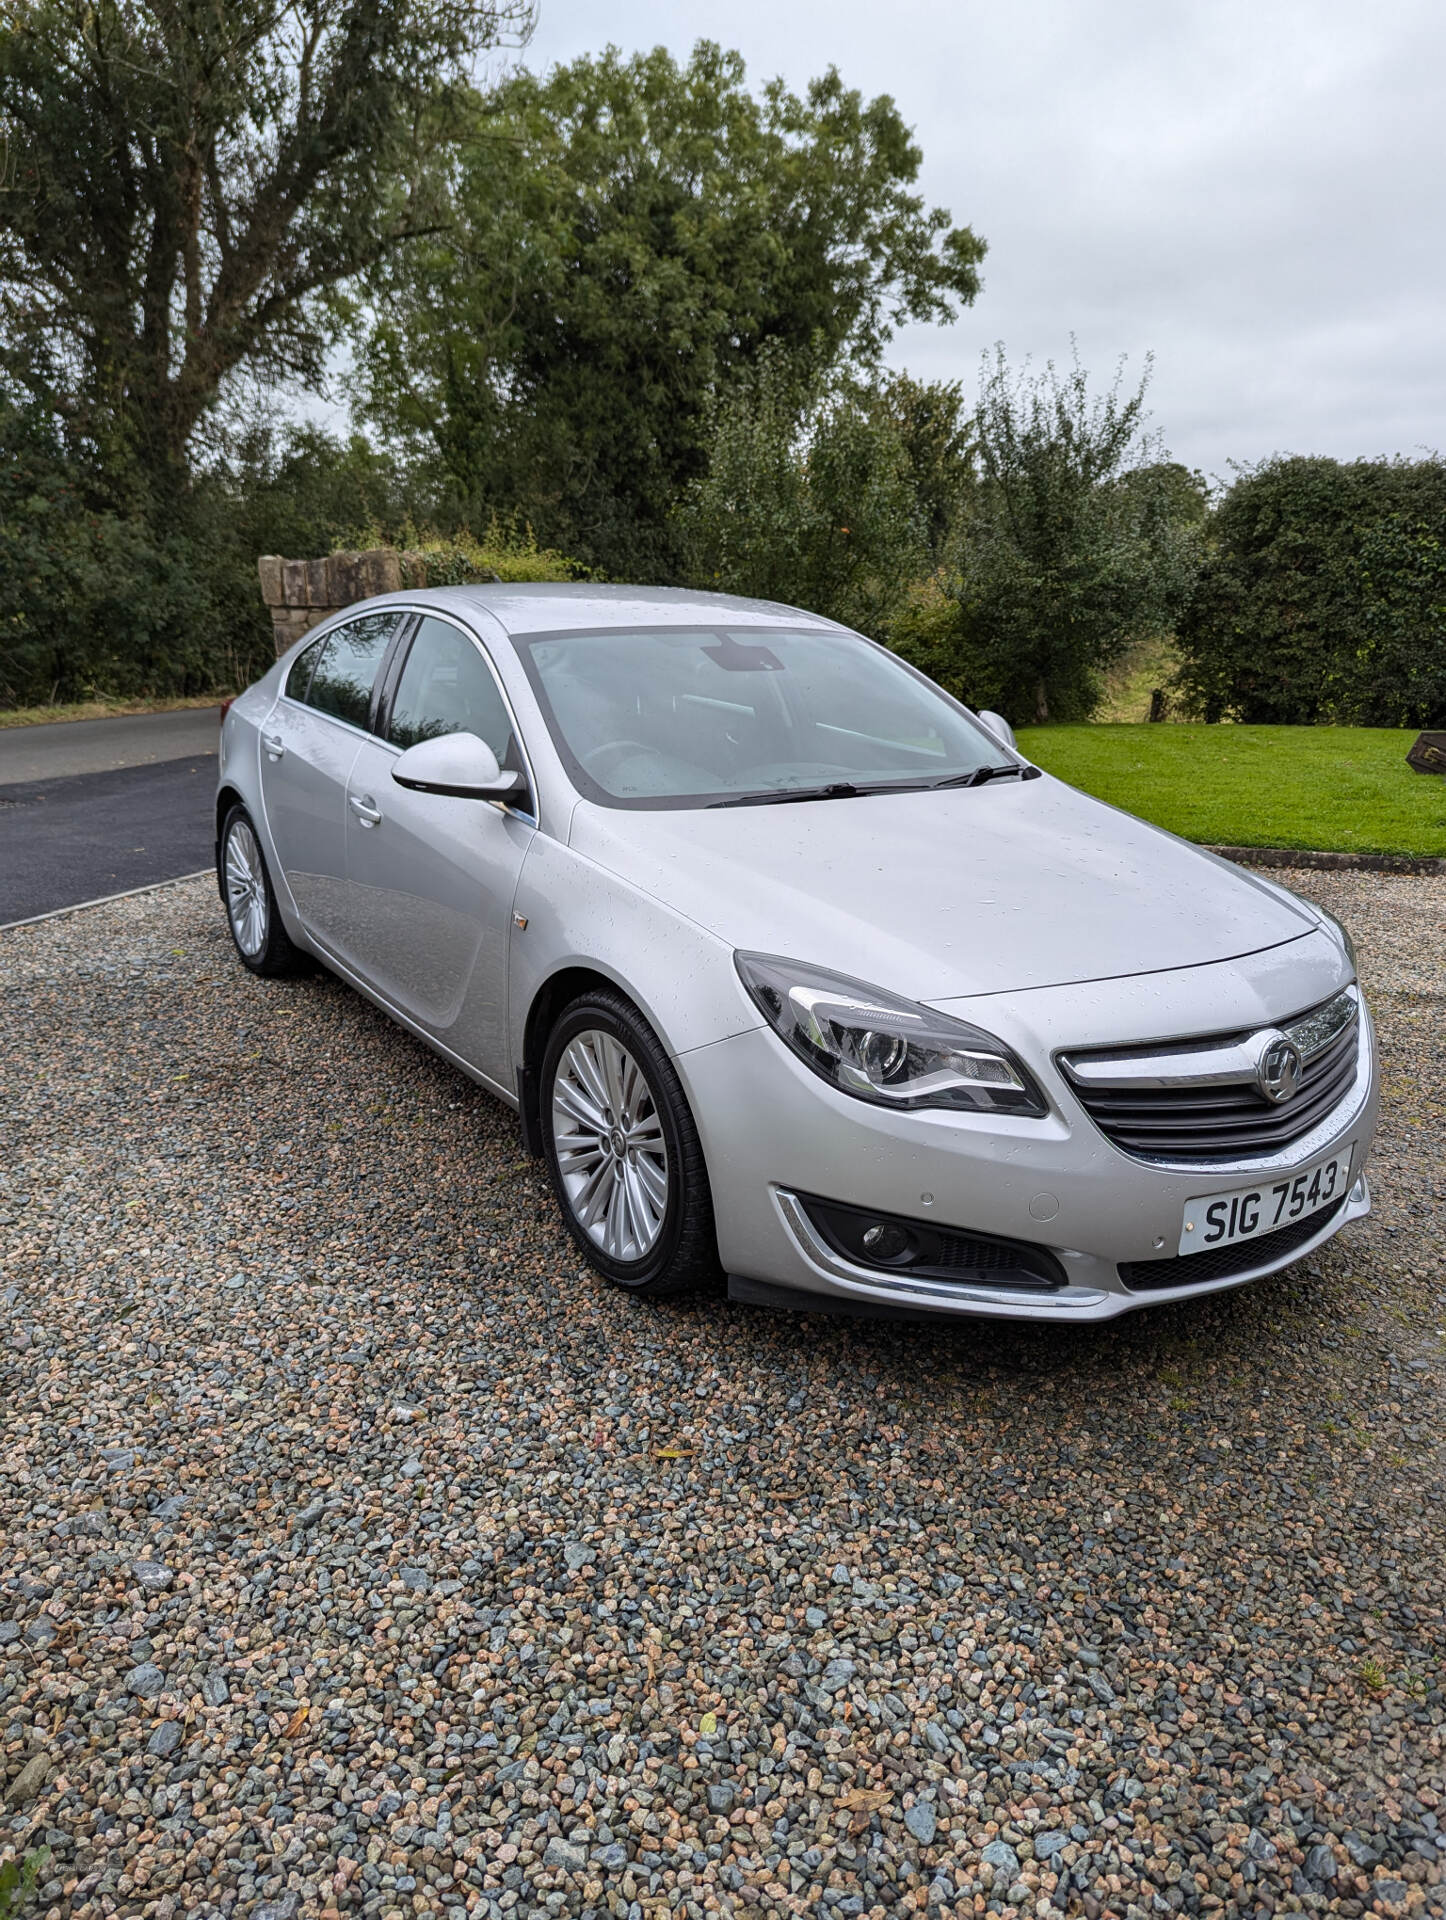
[{"left": 565, "top": 773, "right": 1318, "bottom": 1003}]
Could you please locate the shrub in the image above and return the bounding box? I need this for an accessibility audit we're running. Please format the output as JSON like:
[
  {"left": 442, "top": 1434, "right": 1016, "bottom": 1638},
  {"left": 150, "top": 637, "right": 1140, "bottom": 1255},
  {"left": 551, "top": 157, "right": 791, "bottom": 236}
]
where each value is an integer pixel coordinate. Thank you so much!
[
  {"left": 1351, "top": 515, "right": 1446, "bottom": 725},
  {"left": 942, "top": 350, "right": 1204, "bottom": 724},
  {"left": 386, "top": 520, "right": 594, "bottom": 588},
  {"left": 888, "top": 569, "right": 1006, "bottom": 711}
]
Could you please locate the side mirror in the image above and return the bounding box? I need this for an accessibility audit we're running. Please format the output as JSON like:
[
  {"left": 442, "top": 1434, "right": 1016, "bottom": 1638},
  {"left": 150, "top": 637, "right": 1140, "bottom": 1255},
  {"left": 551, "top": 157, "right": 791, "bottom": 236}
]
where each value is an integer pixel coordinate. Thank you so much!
[
  {"left": 391, "top": 731, "right": 524, "bottom": 800},
  {"left": 976, "top": 710, "right": 1017, "bottom": 751}
]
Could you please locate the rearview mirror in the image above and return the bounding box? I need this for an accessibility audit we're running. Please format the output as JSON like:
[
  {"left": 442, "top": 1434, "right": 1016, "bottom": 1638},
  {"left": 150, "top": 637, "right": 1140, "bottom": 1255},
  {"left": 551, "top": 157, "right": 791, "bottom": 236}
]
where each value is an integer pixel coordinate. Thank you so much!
[
  {"left": 976, "top": 710, "right": 1017, "bottom": 751},
  {"left": 391, "top": 732, "right": 524, "bottom": 800}
]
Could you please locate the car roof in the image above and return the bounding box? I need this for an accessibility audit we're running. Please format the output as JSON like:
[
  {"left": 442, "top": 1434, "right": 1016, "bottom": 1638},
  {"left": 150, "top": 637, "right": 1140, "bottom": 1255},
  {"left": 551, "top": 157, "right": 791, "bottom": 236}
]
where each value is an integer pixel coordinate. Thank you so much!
[{"left": 386, "top": 582, "right": 847, "bottom": 639}]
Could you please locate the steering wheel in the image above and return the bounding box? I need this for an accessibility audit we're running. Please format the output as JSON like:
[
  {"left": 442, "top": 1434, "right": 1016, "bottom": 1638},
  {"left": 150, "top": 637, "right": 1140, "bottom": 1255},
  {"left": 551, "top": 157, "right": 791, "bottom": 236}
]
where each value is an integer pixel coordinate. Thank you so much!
[{"left": 582, "top": 741, "right": 655, "bottom": 777}]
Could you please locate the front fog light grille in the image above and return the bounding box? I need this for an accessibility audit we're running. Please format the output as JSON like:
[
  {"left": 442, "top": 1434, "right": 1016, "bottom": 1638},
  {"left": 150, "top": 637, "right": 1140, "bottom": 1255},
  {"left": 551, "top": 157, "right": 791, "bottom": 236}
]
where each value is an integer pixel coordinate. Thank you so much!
[{"left": 797, "top": 1195, "right": 1066, "bottom": 1292}]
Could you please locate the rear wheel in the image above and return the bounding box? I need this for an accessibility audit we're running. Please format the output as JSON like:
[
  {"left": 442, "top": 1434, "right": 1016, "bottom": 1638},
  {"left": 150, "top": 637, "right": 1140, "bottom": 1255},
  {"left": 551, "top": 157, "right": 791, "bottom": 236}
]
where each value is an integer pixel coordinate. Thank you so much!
[
  {"left": 220, "top": 804, "right": 308, "bottom": 977},
  {"left": 541, "top": 989, "right": 721, "bottom": 1297}
]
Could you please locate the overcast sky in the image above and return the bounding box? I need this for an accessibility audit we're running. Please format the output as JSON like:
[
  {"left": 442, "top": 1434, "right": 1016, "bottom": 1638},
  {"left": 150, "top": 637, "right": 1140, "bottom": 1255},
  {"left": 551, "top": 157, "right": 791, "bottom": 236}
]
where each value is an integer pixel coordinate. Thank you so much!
[{"left": 509, "top": 0, "right": 1445, "bottom": 481}]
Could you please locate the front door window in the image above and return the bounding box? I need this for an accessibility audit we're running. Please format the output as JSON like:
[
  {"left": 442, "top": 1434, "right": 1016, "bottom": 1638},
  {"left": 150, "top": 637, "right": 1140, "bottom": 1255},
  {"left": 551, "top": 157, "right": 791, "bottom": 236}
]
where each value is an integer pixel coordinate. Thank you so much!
[{"left": 388, "top": 616, "right": 516, "bottom": 769}]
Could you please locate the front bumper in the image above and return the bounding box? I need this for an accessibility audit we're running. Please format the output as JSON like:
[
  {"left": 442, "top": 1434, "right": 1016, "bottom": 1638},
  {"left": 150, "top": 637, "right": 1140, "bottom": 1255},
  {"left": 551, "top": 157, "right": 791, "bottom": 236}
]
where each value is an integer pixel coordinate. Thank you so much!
[{"left": 677, "top": 957, "right": 1378, "bottom": 1323}]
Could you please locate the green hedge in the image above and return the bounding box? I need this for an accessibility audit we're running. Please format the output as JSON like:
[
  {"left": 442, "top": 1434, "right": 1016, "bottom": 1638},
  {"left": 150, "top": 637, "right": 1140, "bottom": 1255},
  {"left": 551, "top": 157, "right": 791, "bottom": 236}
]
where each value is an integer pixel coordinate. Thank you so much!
[{"left": 1177, "top": 455, "right": 1446, "bottom": 726}]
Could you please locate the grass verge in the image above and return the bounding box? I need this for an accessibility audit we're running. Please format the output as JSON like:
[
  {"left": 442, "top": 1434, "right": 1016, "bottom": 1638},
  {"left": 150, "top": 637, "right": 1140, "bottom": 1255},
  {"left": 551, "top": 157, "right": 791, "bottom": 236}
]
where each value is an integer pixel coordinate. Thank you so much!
[
  {"left": 1017, "top": 723, "right": 1446, "bottom": 858},
  {"left": 0, "top": 694, "right": 225, "bottom": 729}
]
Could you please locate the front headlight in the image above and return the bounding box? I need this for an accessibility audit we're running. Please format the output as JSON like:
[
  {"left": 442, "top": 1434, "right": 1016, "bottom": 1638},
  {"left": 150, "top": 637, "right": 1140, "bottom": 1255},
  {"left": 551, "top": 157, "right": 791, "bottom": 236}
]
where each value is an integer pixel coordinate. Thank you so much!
[
  {"left": 735, "top": 952, "right": 1048, "bottom": 1116},
  {"left": 1316, "top": 906, "right": 1358, "bottom": 978}
]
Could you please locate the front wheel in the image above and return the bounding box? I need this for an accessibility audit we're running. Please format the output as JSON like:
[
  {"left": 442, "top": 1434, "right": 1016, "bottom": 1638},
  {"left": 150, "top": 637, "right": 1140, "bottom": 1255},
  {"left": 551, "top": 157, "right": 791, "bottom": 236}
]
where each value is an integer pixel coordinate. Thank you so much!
[
  {"left": 220, "top": 804, "right": 309, "bottom": 977},
  {"left": 540, "top": 989, "right": 721, "bottom": 1297}
]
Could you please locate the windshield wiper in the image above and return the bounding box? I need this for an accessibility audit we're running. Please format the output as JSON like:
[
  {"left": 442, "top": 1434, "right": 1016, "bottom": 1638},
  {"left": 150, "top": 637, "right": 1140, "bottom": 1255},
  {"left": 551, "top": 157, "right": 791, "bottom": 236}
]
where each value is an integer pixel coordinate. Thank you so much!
[
  {"left": 710, "top": 782, "right": 861, "bottom": 808},
  {"left": 932, "top": 763, "right": 1039, "bottom": 790},
  {"left": 709, "top": 781, "right": 912, "bottom": 808}
]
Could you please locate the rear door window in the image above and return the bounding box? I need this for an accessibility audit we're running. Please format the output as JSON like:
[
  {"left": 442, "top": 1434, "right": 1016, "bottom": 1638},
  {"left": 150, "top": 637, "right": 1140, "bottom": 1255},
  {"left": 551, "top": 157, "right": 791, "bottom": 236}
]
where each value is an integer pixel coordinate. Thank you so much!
[{"left": 297, "top": 613, "right": 404, "bottom": 731}]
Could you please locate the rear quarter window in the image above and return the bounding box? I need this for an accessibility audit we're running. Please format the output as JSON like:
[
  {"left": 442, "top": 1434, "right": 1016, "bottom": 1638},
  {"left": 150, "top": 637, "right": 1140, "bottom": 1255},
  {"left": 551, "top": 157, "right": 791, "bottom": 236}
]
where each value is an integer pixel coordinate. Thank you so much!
[{"left": 286, "top": 632, "right": 327, "bottom": 705}]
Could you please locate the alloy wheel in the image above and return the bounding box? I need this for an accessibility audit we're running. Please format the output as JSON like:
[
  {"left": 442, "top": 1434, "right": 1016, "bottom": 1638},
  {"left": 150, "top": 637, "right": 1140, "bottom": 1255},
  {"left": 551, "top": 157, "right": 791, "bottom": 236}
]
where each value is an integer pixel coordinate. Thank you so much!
[
  {"left": 224, "top": 819, "right": 269, "bottom": 958},
  {"left": 550, "top": 1029, "right": 670, "bottom": 1261}
]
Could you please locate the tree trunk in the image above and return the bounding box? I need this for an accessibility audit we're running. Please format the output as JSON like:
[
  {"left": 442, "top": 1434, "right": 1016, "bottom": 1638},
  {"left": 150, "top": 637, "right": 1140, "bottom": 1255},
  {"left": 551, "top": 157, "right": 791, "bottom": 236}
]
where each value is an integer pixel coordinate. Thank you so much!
[{"left": 1034, "top": 677, "right": 1049, "bottom": 724}]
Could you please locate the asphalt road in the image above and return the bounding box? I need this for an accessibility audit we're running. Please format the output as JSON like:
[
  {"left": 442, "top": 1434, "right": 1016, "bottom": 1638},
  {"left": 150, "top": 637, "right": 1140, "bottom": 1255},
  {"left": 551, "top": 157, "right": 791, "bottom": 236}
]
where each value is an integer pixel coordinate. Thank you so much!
[
  {"left": 0, "top": 708, "right": 221, "bottom": 924},
  {"left": 0, "top": 703, "right": 222, "bottom": 781}
]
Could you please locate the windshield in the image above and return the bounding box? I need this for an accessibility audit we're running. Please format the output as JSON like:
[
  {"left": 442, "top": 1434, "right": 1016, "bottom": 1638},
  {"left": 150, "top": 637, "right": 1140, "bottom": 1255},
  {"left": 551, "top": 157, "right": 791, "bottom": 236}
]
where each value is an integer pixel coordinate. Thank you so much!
[{"left": 518, "top": 625, "right": 1007, "bottom": 808}]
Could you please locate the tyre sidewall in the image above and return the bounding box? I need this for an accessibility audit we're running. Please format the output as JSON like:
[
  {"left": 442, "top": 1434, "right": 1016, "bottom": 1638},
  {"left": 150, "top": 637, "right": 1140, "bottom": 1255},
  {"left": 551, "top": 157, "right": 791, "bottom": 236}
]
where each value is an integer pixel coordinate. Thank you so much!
[{"left": 541, "top": 996, "right": 690, "bottom": 1291}]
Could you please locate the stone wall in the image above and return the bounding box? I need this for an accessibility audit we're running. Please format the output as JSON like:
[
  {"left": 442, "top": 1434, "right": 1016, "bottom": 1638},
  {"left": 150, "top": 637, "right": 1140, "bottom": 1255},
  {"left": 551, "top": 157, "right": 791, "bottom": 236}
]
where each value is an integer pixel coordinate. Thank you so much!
[{"left": 257, "top": 549, "right": 425, "bottom": 658}]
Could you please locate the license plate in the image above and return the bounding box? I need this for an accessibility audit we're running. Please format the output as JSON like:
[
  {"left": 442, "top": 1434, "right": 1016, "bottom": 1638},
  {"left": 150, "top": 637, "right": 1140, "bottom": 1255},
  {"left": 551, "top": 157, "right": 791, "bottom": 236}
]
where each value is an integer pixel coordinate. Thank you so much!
[{"left": 1178, "top": 1147, "right": 1353, "bottom": 1257}]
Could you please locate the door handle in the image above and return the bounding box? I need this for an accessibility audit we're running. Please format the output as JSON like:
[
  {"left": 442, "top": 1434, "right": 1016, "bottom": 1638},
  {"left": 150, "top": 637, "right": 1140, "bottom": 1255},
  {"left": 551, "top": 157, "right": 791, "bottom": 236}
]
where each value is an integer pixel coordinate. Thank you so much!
[
  {"left": 262, "top": 732, "right": 284, "bottom": 761},
  {"left": 349, "top": 794, "right": 382, "bottom": 828}
]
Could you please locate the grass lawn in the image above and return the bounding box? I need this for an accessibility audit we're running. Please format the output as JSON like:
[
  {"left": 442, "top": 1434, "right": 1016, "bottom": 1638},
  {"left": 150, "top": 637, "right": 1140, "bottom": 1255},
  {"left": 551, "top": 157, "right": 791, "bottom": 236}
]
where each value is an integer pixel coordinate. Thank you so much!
[{"left": 1016, "top": 723, "right": 1446, "bottom": 858}]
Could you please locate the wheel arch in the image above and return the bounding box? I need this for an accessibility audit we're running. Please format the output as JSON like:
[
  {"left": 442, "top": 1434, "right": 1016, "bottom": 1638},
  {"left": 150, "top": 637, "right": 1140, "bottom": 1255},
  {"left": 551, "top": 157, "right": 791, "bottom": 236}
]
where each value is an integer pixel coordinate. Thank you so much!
[
  {"left": 215, "top": 784, "right": 247, "bottom": 903},
  {"left": 517, "top": 964, "right": 627, "bottom": 1157}
]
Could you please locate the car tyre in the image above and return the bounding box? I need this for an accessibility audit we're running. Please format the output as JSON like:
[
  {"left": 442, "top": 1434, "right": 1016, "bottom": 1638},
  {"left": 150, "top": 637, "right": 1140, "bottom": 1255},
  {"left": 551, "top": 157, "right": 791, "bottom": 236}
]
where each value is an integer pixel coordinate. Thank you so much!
[
  {"left": 219, "top": 804, "right": 309, "bottom": 978},
  {"left": 541, "top": 988, "right": 721, "bottom": 1297}
]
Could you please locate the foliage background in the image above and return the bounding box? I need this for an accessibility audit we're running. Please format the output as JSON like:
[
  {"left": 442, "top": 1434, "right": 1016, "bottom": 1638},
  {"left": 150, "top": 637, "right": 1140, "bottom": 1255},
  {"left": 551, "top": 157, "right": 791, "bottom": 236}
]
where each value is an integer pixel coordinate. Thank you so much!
[{"left": 0, "top": 7, "right": 1442, "bottom": 722}]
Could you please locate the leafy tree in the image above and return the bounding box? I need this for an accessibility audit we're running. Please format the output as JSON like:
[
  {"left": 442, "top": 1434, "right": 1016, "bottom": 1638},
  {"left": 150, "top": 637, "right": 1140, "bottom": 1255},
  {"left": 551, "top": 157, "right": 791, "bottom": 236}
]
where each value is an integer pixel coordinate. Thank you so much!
[
  {"left": 939, "top": 349, "right": 1203, "bottom": 723},
  {"left": 0, "top": 0, "right": 532, "bottom": 505},
  {"left": 865, "top": 371, "right": 974, "bottom": 556},
  {"left": 218, "top": 425, "right": 417, "bottom": 563},
  {"left": 359, "top": 42, "right": 985, "bottom": 577},
  {"left": 674, "top": 349, "right": 930, "bottom": 636},
  {"left": 1177, "top": 455, "right": 1446, "bottom": 724}
]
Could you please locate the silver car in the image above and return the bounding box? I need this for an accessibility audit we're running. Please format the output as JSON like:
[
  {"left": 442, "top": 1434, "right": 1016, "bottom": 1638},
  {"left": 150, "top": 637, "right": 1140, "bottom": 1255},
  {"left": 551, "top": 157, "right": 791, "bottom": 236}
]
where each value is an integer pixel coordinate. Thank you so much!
[{"left": 216, "top": 585, "right": 1376, "bottom": 1321}]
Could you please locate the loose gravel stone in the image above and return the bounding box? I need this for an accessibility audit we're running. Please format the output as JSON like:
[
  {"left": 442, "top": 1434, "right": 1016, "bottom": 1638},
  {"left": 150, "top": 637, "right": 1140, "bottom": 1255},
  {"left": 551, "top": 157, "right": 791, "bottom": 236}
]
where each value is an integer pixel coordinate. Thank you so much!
[
  {"left": 1307, "top": 1841, "right": 1341, "bottom": 1881},
  {"left": 982, "top": 1838, "right": 1021, "bottom": 1882},
  {"left": 3, "top": 1754, "right": 50, "bottom": 1807},
  {"left": 542, "top": 1835, "right": 587, "bottom": 1872},
  {"left": 903, "top": 1801, "right": 937, "bottom": 1846},
  {"left": 252, "top": 1896, "right": 299, "bottom": 1920},
  {"left": 1, "top": 869, "right": 1444, "bottom": 1919},
  {"left": 146, "top": 1719, "right": 183, "bottom": 1757}
]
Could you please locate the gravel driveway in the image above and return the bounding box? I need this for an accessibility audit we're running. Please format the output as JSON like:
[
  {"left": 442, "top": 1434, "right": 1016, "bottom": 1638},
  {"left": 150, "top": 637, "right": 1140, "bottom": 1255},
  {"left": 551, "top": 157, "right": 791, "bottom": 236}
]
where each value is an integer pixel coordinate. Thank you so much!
[{"left": 2, "top": 871, "right": 1443, "bottom": 1920}]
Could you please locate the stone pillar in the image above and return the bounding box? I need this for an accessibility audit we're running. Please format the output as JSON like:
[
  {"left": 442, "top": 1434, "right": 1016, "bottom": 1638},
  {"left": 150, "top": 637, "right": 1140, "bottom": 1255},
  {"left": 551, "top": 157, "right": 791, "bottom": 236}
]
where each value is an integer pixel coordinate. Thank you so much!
[{"left": 257, "top": 549, "right": 425, "bottom": 658}]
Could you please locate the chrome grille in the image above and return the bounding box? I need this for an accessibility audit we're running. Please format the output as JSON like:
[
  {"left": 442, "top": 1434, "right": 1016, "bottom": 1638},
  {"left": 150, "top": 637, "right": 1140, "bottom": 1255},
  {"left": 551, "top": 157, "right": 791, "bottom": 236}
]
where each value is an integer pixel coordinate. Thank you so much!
[{"left": 1061, "top": 988, "right": 1361, "bottom": 1163}]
